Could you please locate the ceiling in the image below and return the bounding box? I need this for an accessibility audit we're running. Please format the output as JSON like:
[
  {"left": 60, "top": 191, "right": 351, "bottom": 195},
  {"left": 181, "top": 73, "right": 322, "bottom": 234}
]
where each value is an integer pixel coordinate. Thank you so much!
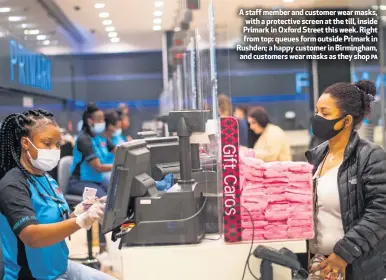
[
  {"left": 0, "top": 0, "right": 73, "bottom": 51},
  {"left": 0, "top": 0, "right": 382, "bottom": 55}
]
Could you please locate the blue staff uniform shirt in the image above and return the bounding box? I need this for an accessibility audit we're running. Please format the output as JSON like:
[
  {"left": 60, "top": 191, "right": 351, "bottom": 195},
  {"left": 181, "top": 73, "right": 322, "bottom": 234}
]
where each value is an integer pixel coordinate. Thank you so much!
[
  {"left": 104, "top": 134, "right": 126, "bottom": 164},
  {"left": 0, "top": 168, "right": 71, "bottom": 280},
  {"left": 70, "top": 131, "right": 115, "bottom": 183}
]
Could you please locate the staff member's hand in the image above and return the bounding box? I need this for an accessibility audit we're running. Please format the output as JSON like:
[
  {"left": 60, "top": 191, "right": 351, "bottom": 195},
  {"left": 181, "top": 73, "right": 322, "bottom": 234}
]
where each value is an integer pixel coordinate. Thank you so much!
[
  {"left": 98, "top": 196, "right": 107, "bottom": 204},
  {"left": 76, "top": 203, "right": 105, "bottom": 230},
  {"left": 310, "top": 253, "right": 347, "bottom": 280}
]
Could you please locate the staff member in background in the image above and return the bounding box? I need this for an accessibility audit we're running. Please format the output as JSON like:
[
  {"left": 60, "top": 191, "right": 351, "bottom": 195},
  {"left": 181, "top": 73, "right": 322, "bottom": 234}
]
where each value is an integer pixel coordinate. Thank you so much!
[
  {"left": 0, "top": 109, "right": 113, "bottom": 280},
  {"left": 233, "top": 104, "right": 249, "bottom": 147},
  {"left": 117, "top": 108, "right": 133, "bottom": 142},
  {"left": 248, "top": 106, "right": 292, "bottom": 162},
  {"left": 306, "top": 80, "right": 386, "bottom": 280},
  {"left": 103, "top": 109, "right": 126, "bottom": 167},
  {"left": 68, "top": 103, "right": 116, "bottom": 198},
  {"left": 218, "top": 94, "right": 232, "bottom": 117},
  {"left": 68, "top": 104, "right": 115, "bottom": 253}
]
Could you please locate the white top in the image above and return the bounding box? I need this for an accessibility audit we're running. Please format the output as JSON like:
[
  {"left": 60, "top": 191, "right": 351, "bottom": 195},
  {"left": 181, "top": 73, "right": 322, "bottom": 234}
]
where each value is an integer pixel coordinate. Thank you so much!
[{"left": 311, "top": 164, "right": 345, "bottom": 255}]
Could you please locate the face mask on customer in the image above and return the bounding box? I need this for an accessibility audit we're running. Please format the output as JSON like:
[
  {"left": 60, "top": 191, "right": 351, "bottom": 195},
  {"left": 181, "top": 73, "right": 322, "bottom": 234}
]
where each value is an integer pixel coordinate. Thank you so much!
[
  {"left": 26, "top": 138, "right": 61, "bottom": 171},
  {"left": 311, "top": 115, "right": 346, "bottom": 141}
]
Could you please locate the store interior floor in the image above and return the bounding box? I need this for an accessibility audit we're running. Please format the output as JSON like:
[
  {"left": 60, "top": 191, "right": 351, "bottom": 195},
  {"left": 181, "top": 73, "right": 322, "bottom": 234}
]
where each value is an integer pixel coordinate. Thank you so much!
[{"left": 66, "top": 228, "right": 122, "bottom": 279}]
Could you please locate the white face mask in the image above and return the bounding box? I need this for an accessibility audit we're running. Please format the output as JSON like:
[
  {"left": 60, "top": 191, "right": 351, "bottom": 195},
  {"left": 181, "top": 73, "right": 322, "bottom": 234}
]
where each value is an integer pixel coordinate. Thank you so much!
[
  {"left": 113, "top": 128, "right": 122, "bottom": 137},
  {"left": 92, "top": 122, "right": 106, "bottom": 134},
  {"left": 26, "top": 138, "right": 61, "bottom": 171}
]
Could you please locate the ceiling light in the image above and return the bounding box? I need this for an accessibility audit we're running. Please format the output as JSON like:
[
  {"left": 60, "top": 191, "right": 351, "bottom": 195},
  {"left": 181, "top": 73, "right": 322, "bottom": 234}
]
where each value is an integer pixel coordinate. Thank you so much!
[
  {"left": 94, "top": 3, "right": 105, "bottom": 9},
  {"left": 174, "top": 27, "right": 181, "bottom": 32},
  {"left": 153, "top": 11, "right": 163, "bottom": 17},
  {"left": 282, "top": 0, "right": 295, "bottom": 2},
  {"left": 111, "top": 37, "right": 120, "bottom": 43},
  {"left": 108, "top": 32, "right": 118, "bottom": 38},
  {"left": 43, "top": 40, "right": 50, "bottom": 46},
  {"left": 24, "top": 29, "right": 39, "bottom": 35},
  {"left": 105, "top": 26, "right": 115, "bottom": 32},
  {"left": 102, "top": 20, "right": 112, "bottom": 25},
  {"left": 37, "top": 35, "right": 47, "bottom": 40},
  {"left": 154, "top": 2, "right": 164, "bottom": 7},
  {"left": 0, "top": 7, "right": 10, "bottom": 13},
  {"left": 153, "top": 25, "right": 161, "bottom": 31},
  {"left": 8, "top": 16, "right": 25, "bottom": 22},
  {"left": 99, "top": 12, "right": 109, "bottom": 18},
  {"left": 153, "top": 18, "right": 162, "bottom": 24},
  {"left": 380, "top": 5, "right": 386, "bottom": 10},
  {"left": 372, "top": 5, "right": 379, "bottom": 10}
]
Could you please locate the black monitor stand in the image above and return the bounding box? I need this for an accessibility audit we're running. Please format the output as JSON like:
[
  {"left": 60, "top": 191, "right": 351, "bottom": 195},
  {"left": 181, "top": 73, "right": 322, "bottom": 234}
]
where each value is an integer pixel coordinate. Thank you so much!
[{"left": 118, "top": 110, "right": 212, "bottom": 246}]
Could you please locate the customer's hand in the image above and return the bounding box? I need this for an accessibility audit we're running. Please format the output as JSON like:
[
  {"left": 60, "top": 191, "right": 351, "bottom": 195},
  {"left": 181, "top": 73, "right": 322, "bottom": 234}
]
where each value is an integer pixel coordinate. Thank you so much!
[
  {"left": 76, "top": 203, "right": 104, "bottom": 230},
  {"left": 310, "top": 253, "right": 347, "bottom": 280}
]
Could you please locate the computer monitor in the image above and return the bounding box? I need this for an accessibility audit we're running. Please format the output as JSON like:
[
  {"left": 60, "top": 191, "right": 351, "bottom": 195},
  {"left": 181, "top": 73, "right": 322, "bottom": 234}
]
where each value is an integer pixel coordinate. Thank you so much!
[
  {"left": 144, "top": 137, "right": 180, "bottom": 181},
  {"left": 102, "top": 140, "right": 158, "bottom": 234}
]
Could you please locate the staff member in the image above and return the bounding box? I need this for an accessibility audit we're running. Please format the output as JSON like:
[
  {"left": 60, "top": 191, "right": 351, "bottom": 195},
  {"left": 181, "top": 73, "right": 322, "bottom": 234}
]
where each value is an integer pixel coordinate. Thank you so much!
[
  {"left": 0, "top": 109, "right": 112, "bottom": 280},
  {"left": 105, "top": 110, "right": 126, "bottom": 147},
  {"left": 307, "top": 80, "right": 386, "bottom": 280},
  {"left": 68, "top": 104, "right": 115, "bottom": 198},
  {"left": 103, "top": 110, "right": 126, "bottom": 179},
  {"left": 247, "top": 106, "right": 292, "bottom": 162}
]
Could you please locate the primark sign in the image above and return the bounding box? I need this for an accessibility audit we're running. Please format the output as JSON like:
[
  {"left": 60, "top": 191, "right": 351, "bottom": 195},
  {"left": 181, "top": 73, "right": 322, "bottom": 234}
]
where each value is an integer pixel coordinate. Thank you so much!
[{"left": 9, "top": 39, "right": 52, "bottom": 91}]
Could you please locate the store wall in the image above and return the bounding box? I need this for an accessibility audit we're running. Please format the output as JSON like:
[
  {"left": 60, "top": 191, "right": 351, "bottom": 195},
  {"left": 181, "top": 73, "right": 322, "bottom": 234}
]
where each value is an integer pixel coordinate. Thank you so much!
[{"left": 0, "top": 36, "right": 77, "bottom": 126}]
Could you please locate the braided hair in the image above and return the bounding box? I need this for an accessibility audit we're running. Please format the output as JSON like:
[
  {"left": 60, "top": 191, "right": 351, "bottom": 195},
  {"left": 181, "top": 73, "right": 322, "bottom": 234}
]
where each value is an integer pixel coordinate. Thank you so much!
[{"left": 0, "top": 109, "right": 57, "bottom": 181}]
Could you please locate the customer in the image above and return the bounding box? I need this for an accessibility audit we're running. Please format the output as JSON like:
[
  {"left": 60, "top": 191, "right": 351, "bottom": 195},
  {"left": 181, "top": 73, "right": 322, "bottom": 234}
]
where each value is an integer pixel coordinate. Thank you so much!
[
  {"left": 218, "top": 94, "right": 232, "bottom": 117},
  {"left": 233, "top": 105, "right": 249, "bottom": 147},
  {"left": 307, "top": 80, "right": 386, "bottom": 280},
  {"left": 247, "top": 106, "right": 292, "bottom": 162},
  {"left": 0, "top": 109, "right": 113, "bottom": 279}
]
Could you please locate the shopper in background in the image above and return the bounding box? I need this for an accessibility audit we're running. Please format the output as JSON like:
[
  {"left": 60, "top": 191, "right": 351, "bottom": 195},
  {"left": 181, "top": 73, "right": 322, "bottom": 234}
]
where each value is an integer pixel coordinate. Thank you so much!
[
  {"left": 218, "top": 94, "right": 232, "bottom": 117},
  {"left": 306, "top": 80, "right": 386, "bottom": 280},
  {"left": 233, "top": 104, "right": 249, "bottom": 147},
  {"left": 0, "top": 109, "right": 113, "bottom": 280},
  {"left": 247, "top": 106, "right": 292, "bottom": 162}
]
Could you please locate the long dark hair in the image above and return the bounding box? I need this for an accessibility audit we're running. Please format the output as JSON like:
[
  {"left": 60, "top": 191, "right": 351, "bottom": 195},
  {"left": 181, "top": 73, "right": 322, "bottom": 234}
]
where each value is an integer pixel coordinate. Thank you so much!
[
  {"left": 82, "top": 103, "right": 101, "bottom": 135},
  {"left": 0, "top": 109, "right": 56, "bottom": 181}
]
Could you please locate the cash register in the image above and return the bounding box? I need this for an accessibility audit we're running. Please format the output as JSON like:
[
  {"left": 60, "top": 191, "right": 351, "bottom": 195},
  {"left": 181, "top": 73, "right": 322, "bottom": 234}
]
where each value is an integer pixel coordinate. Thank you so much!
[{"left": 102, "top": 110, "right": 217, "bottom": 247}]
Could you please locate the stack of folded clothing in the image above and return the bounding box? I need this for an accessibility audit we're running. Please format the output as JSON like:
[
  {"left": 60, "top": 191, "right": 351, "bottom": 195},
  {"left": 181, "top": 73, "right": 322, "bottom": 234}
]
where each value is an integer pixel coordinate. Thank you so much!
[{"left": 240, "top": 155, "right": 314, "bottom": 242}]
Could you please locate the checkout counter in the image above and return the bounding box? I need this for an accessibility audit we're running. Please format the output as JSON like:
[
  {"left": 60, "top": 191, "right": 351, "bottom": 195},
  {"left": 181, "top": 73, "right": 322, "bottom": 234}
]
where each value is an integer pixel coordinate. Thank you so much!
[
  {"left": 112, "top": 238, "right": 307, "bottom": 280},
  {"left": 102, "top": 110, "right": 309, "bottom": 280}
]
